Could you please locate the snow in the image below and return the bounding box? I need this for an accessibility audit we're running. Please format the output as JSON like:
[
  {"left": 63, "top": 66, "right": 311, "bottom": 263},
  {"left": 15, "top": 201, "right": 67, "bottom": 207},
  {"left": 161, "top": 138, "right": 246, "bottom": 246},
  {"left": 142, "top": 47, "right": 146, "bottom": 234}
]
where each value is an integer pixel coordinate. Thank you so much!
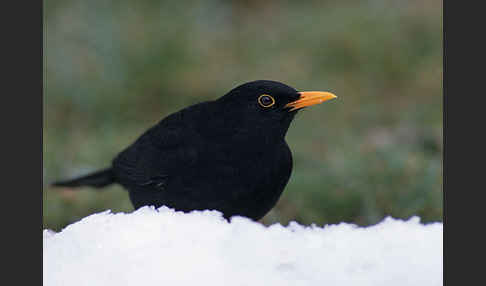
[{"left": 43, "top": 206, "right": 442, "bottom": 286}]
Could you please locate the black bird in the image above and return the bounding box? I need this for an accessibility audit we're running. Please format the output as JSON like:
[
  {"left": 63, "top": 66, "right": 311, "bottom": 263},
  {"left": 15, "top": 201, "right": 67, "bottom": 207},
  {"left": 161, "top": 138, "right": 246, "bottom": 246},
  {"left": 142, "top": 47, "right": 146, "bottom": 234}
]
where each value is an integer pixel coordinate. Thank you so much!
[{"left": 52, "top": 80, "right": 336, "bottom": 220}]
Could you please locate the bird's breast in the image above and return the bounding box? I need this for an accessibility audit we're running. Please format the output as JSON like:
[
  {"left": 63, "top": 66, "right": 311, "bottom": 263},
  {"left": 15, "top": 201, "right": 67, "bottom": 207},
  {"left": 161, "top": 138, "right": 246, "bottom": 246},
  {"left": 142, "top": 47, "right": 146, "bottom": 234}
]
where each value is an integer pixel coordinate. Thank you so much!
[{"left": 202, "top": 140, "right": 292, "bottom": 192}]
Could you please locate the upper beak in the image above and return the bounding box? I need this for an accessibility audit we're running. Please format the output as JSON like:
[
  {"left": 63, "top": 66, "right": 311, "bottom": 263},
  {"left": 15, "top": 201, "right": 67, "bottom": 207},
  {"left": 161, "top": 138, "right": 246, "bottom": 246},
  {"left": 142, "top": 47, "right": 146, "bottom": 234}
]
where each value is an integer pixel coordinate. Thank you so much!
[{"left": 285, "top": 91, "right": 337, "bottom": 111}]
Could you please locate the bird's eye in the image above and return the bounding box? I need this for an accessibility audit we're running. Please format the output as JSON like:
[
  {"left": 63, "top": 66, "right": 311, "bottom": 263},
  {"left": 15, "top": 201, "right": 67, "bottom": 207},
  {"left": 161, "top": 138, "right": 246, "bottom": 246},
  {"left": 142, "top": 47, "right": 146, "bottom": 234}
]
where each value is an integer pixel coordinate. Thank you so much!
[{"left": 258, "top": 94, "right": 275, "bottom": 108}]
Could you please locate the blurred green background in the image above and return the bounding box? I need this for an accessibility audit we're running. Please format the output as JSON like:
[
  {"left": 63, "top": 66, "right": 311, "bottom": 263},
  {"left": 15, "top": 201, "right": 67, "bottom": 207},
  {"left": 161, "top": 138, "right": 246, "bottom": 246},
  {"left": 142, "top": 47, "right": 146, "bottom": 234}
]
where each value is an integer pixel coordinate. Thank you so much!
[{"left": 43, "top": 0, "right": 442, "bottom": 231}]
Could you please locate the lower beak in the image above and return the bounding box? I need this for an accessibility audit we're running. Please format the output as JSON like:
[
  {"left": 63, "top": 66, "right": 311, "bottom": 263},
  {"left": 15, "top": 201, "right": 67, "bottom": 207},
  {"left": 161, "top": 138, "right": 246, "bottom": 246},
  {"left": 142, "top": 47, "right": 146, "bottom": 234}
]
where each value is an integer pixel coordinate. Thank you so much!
[{"left": 285, "top": 91, "right": 337, "bottom": 111}]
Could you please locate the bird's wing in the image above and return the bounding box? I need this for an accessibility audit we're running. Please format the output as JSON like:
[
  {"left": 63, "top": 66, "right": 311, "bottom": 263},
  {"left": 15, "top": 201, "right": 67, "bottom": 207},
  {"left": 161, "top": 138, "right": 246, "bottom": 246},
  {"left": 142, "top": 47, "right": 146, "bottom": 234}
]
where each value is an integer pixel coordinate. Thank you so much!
[
  {"left": 112, "top": 137, "right": 167, "bottom": 191},
  {"left": 112, "top": 112, "right": 199, "bottom": 191}
]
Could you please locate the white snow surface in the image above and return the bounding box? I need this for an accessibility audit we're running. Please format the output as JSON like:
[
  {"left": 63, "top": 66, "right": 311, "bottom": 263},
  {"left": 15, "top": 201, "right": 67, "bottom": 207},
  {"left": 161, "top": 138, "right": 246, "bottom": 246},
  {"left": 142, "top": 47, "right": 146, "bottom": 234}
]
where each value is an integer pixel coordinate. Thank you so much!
[{"left": 43, "top": 206, "right": 442, "bottom": 286}]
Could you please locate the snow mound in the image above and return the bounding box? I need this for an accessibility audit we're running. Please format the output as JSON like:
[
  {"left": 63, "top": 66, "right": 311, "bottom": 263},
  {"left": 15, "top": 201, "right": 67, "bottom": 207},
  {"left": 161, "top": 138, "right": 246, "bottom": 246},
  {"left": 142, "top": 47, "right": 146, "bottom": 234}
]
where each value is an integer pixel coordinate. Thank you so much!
[{"left": 43, "top": 206, "right": 442, "bottom": 286}]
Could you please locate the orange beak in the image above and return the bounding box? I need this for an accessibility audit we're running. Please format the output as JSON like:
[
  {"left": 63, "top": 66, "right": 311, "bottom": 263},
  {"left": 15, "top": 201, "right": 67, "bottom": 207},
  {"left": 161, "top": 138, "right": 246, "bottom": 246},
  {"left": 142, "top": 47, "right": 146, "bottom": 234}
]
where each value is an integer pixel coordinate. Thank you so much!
[{"left": 285, "top": 91, "right": 337, "bottom": 111}]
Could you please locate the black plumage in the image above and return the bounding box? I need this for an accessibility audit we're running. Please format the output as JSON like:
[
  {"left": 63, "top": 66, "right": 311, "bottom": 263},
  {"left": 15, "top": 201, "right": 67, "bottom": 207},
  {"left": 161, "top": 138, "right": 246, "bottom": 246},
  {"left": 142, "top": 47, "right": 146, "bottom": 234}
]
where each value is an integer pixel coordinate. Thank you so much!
[{"left": 52, "top": 80, "right": 336, "bottom": 220}]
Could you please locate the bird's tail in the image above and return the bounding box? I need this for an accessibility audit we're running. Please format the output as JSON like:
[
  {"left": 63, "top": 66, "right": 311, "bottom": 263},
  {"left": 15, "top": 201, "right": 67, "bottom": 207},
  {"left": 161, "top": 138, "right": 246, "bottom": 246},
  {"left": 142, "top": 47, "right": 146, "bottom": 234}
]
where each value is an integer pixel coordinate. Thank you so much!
[{"left": 51, "top": 168, "right": 115, "bottom": 189}]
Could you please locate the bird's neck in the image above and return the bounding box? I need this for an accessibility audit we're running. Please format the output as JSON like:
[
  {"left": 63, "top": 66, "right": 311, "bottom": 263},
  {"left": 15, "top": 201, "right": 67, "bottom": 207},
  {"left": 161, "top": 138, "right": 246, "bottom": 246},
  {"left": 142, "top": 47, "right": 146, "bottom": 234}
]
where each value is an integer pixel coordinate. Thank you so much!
[
  {"left": 200, "top": 120, "right": 288, "bottom": 151},
  {"left": 194, "top": 101, "right": 291, "bottom": 148}
]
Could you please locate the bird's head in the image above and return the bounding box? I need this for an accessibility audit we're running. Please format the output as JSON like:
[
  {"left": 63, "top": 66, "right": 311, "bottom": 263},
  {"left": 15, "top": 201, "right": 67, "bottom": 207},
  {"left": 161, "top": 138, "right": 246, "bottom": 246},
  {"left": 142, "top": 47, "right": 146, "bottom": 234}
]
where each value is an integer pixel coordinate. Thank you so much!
[{"left": 215, "top": 80, "right": 337, "bottom": 140}]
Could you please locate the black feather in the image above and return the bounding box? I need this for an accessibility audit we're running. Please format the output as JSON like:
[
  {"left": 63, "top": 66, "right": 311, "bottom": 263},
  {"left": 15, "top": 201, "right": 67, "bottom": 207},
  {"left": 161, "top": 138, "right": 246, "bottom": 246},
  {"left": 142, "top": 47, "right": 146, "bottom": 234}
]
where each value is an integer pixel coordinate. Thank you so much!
[{"left": 51, "top": 168, "right": 114, "bottom": 189}]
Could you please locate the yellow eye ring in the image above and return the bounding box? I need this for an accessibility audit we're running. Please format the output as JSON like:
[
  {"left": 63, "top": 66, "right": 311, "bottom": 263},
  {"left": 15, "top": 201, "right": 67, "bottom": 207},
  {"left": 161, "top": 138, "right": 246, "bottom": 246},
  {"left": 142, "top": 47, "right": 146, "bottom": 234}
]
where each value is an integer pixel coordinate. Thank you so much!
[{"left": 258, "top": 94, "right": 275, "bottom": 108}]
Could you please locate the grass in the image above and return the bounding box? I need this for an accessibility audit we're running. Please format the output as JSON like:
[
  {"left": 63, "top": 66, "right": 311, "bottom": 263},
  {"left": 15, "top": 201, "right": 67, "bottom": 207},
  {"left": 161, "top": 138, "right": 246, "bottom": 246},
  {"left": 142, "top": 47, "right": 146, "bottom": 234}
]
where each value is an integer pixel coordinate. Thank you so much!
[{"left": 44, "top": 0, "right": 442, "bottom": 231}]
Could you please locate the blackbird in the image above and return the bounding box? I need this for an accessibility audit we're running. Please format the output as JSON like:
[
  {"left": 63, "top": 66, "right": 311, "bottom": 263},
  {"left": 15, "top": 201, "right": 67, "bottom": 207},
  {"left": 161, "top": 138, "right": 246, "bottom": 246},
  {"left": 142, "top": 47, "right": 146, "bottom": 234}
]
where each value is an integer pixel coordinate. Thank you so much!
[{"left": 52, "top": 80, "right": 336, "bottom": 220}]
